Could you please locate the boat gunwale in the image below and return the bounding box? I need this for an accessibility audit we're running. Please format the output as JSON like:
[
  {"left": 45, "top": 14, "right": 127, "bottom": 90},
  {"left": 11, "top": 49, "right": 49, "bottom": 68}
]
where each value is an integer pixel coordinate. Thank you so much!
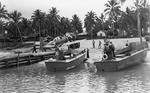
[
  {"left": 45, "top": 51, "right": 86, "bottom": 63},
  {"left": 94, "top": 48, "right": 147, "bottom": 63}
]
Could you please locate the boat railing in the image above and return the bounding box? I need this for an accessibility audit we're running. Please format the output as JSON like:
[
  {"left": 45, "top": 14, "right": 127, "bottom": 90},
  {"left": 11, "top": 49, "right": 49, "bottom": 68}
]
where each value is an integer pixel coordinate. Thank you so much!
[
  {"left": 115, "top": 41, "right": 148, "bottom": 58},
  {"left": 129, "top": 41, "right": 148, "bottom": 52}
]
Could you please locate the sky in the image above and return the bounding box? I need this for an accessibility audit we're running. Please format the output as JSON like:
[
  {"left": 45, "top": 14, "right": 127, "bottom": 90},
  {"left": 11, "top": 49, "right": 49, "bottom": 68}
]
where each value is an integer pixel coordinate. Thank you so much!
[{"left": 1, "top": 0, "right": 134, "bottom": 22}]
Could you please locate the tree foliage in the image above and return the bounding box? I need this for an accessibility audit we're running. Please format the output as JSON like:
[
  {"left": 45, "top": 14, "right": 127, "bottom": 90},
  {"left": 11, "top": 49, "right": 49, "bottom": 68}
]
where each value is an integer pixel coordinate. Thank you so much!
[
  {"left": 71, "top": 14, "right": 83, "bottom": 33},
  {"left": 0, "top": 0, "right": 150, "bottom": 42}
]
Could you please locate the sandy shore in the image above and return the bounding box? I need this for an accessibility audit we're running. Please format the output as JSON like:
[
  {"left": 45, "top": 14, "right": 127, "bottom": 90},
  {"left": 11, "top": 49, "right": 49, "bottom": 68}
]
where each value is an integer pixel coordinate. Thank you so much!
[{"left": 0, "top": 38, "right": 146, "bottom": 59}]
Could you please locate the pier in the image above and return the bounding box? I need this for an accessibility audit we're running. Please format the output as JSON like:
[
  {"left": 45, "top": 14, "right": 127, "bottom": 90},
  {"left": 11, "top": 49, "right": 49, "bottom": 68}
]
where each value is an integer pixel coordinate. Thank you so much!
[{"left": 0, "top": 51, "right": 55, "bottom": 68}]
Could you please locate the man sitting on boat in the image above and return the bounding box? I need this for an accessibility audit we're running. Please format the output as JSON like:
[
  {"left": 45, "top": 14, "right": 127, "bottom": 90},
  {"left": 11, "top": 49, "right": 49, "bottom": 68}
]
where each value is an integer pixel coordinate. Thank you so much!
[
  {"left": 103, "top": 43, "right": 111, "bottom": 60},
  {"left": 66, "top": 46, "right": 74, "bottom": 57},
  {"left": 55, "top": 46, "right": 65, "bottom": 60},
  {"left": 103, "top": 41, "right": 115, "bottom": 60}
]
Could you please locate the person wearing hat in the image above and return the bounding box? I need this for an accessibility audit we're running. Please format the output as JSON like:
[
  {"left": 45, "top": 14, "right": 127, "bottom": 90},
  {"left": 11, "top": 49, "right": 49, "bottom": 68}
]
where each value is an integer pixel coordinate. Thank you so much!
[
  {"left": 109, "top": 42, "right": 115, "bottom": 58},
  {"left": 55, "top": 47, "right": 65, "bottom": 60},
  {"left": 103, "top": 43, "right": 109, "bottom": 59}
]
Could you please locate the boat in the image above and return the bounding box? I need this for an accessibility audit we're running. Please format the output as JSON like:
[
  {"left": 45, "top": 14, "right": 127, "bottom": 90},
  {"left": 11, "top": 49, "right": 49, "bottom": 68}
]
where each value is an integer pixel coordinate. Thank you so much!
[
  {"left": 93, "top": 7, "right": 149, "bottom": 72},
  {"left": 43, "top": 36, "right": 68, "bottom": 50},
  {"left": 45, "top": 41, "right": 86, "bottom": 71},
  {"left": 93, "top": 41, "right": 148, "bottom": 71}
]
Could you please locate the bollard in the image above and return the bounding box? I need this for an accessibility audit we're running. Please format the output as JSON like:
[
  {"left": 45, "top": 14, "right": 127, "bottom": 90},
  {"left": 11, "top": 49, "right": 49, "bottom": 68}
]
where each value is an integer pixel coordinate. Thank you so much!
[
  {"left": 86, "top": 48, "right": 89, "bottom": 58},
  {"left": 17, "top": 53, "right": 20, "bottom": 67}
]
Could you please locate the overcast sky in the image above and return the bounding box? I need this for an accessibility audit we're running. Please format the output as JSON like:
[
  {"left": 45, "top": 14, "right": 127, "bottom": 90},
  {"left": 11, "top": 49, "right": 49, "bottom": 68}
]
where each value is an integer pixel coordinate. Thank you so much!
[{"left": 1, "top": 0, "right": 134, "bottom": 21}]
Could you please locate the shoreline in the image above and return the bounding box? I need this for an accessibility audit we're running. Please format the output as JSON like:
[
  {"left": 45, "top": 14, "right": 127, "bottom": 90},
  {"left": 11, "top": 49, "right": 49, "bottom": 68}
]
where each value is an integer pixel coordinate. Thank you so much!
[{"left": 0, "top": 38, "right": 146, "bottom": 58}]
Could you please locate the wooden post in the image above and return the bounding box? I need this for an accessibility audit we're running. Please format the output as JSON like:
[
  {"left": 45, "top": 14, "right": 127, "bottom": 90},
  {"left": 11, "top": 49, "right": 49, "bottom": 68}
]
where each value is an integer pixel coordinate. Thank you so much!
[
  {"left": 5, "top": 60, "right": 8, "bottom": 68},
  {"left": 28, "top": 55, "right": 31, "bottom": 64},
  {"left": 14, "top": 51, "right": 22, "bottom": 67},
  {"left": 41, "top": 55, "right": 44, "bottom": 61}
]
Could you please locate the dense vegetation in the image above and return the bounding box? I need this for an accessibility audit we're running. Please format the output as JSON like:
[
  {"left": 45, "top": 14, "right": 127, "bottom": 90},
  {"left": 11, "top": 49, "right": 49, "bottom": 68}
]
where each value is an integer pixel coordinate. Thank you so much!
[{"left": 0, "top": 0, "right": 150, "bottom": 42}]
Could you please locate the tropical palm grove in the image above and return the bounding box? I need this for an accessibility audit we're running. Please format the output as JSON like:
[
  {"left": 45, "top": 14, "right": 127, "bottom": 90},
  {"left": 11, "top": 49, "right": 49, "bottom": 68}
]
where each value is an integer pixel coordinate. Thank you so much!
[{"left": 0, "top": 0, "right": 150, "bottom": 43}]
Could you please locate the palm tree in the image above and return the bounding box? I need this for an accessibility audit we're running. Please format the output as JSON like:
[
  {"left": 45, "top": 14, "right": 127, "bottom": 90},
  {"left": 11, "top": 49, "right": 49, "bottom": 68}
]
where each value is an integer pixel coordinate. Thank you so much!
[
  {"left": 31, "top": 9, "right": 46, "bottom": 38},
  {"left": 138, "top": 0, "right": 150, "bottom": 35},
  {"left": 71, "top": 14, "right": 83, "bottom": 33},
  {"left": 104, "top": 0, "right": 121, "bottom": 37},
  {"left": 0, "top": 2, "right": 8, "bottom": 19},
  {"left": 20, "top": 18, "right": 33, "bottom": 36},
  {"left": 0, "top": 2, "right": 8, "bottom": 46},
  {"left": 118, "top": 7, "right": 137, "bottom": 37},
  {"left": 94, "top": 16, "right": 103, "bottom": 34},
  {"left": 8, "top": 10, "right": 23, "bottom": 43},
  {"left": 84, "top": 11, "right": 96, "bottom": 39},
  {"left": 47, "top": 7, "right": 60, "bottom": 37},
  {"left": 60, "top": 17, "right": 72, "bottom": 34},
  {"left": 100, "top": 13, "right": 105, "bottom": 31},
  {"left": 119, "top": 0, "right": 149, "bottom": 42},
  {"left": 119, "top": 0, "right": 126, "bottom": 4},
  {"left": 133, "top": 0, "right": 149, "bottom": 43}
]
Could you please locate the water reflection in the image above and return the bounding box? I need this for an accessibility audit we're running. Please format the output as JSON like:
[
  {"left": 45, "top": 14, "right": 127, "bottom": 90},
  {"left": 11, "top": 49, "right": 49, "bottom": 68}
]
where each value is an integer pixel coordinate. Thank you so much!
[{"left": 92, "top": 62, "right": 150, "bottom": 93}]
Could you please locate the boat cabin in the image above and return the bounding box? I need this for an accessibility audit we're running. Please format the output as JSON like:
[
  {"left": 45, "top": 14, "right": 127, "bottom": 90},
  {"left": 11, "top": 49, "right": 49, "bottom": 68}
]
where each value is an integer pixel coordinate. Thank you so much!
[
  {"left": 59, "top": 41, "right": 80, "bottom": 56},
  {"left": 60, "top": 41, "right": 80, "bottom": 50}
]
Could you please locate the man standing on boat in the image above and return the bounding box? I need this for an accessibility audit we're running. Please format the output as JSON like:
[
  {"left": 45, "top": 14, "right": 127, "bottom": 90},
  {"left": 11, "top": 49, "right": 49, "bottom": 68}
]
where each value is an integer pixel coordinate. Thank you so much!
[
  {"left": 103, "top": 41, "right": 115, "bottom": 60},
  {"left": 103, "top": 43, "right": 111, "bottom": 59},
  {"left": 109, "top": 42, "right": 115, "bottom": 58},
  {"left": 55, "top": 46, "right": 65, "bottom": 60}
]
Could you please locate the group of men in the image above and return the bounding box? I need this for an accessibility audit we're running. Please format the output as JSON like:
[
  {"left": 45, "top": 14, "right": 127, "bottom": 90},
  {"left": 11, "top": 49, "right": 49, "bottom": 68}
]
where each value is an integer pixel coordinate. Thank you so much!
[
  {"left": 92, "top": 40, "right": 102, "bottom": 49},
  {"left": 92, "top": 39, "right": 115, "bottom": 60},
  {"left": 103, "top": 39, "right": 115, "bottom": 60},
  {"left": 55, "top": 46, "right": 66, "bottom": 60}
]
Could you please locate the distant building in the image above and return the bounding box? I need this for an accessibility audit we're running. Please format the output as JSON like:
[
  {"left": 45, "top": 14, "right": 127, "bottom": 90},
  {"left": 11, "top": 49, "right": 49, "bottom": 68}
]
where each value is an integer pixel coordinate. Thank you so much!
[{"left": 97, "top": 30, "right": 106, "bottom": 37}]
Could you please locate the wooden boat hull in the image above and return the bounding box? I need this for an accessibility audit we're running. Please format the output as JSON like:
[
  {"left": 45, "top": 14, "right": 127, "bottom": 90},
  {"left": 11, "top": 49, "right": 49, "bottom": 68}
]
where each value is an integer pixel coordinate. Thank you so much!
[
  {"left": 94, "top": 48, "right": 147, "bottom": 72},
  {"left": 45, "top": 52, "right": 86, "bottom": 71}
]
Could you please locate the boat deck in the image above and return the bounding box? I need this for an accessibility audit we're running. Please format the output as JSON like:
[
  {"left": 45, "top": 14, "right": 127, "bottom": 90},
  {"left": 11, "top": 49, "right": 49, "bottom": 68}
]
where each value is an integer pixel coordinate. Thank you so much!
[
  {"left": 85, "top": 48, "right": 103, "bottom": 63},
  {"left": 86, "top": 48, "right": 148, "bottom": 63}
]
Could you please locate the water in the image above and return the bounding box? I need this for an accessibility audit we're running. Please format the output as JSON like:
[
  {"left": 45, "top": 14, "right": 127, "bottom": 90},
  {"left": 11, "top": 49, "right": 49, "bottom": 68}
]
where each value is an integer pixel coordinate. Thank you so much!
[
  {"left": 1, "top": 39, "right": 150, "bottom": 93},
  {"left": 0, "top": 51, "right": 150, "bottom": 93}
]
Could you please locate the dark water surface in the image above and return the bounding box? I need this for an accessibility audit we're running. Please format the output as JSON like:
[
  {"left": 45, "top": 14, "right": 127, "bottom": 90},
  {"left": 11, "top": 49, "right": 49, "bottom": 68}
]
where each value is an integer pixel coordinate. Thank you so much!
[{"left": 1, "top": 39, "right": 150, "bottom": 93}]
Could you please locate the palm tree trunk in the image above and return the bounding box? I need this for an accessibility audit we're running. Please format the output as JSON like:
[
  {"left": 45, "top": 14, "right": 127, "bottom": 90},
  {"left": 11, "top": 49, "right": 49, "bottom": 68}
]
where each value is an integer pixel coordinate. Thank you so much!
[
  {"left": 16, "top": 23, "right": 23, "bottom": 44},
  {"left": 39, "top": 23, "right": 42, "bottom": 51},
  {"left": 2, "top": 25, "right": 5, "bottom": 48},
  {"left": 149, "top": 8, "right": 150, "bottom": 34},
  {"left": 39, "top": 23, "right": 41, "bottom": 38},
  {"left": 112, "top": 21, "right": 114, "bottom": 38},
  {"left": 39, "top": 26, "right": 41, "bottom": 38},
  {"left": 54, "top": 24, "right": 56, "bottom": 37},
  {"left": 33, "top": 29, "right": 36, "bottom": 43},
  {"left": 137, "top": 8, "right": 142, "bottom": 44}
]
